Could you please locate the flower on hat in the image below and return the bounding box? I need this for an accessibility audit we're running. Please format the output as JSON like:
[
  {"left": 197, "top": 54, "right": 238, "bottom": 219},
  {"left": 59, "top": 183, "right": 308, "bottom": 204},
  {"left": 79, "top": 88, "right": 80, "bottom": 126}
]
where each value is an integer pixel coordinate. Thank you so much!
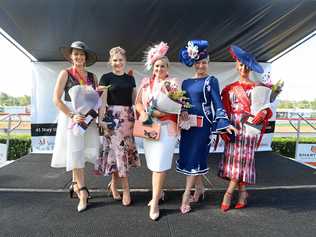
[
  {"left": 186, "top": 41, "right": 199, "bottom": 59},
  {"left": 145, "top": 42, "right": 169, "bottom": 71},
  {"left": 179, "top": 39, "right": 209, "bottom": 67}
]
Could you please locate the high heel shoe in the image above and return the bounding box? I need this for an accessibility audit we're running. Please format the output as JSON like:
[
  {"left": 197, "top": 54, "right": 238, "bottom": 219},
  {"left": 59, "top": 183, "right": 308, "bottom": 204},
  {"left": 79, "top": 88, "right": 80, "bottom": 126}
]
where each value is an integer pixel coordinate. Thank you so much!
[
  {"left": 69, "top": 182, "right": 92, "bottom": 199},
  {"left": 106, "top": 181, "right": 122, "bottom": 201},
  {"left": 235, "top": 191, "right": 249, "bottom": 209},
  {"left": 220, "top": 192, "right": 232, "bottom": 213},
  {"left": 77, "top": 187, "right": 89, "bottom": 213},
  {"left": 69, "top": 182, "right": 78, "bottom": 199},
  {"left": 148, "top": 203, "right": 160, "bottom": 221},
  {"left": 180, "top": 191, "right": 191, "bottom": 214},
  {"left": 190, "top": 186, "right": 205, "bottom": 203},
  {"left": 122, "top": 190, "right": 132, "bottom": 206},
  {"left": 147, "top": 191, "right": 166, "bottom": 206}
]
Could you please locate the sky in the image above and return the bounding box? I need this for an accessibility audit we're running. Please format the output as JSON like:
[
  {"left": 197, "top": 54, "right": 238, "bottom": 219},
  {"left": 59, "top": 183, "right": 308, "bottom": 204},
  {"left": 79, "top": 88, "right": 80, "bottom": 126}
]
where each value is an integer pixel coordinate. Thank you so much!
[
  {"left": 0, "top": 34, "right": 31, "bottom": 96},
  {"left": 272, "top": 33, "right": 316, "bottom": 101},
  {"left": 0, "top": 32, "right": 315, "bottom": 101}
]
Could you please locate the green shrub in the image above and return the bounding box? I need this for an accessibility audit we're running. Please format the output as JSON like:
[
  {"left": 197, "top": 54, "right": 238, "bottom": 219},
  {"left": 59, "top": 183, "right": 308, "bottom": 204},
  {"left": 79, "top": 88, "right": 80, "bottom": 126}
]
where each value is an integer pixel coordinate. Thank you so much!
[
  {"left": 0, "top": 134, "right": 315, "bottom": 160},
  {"left": 0, "top": 134, "right": 31, "bottom": 160},
  {"left": 272, "top": 137, "right": 316, "bottom": 158}
]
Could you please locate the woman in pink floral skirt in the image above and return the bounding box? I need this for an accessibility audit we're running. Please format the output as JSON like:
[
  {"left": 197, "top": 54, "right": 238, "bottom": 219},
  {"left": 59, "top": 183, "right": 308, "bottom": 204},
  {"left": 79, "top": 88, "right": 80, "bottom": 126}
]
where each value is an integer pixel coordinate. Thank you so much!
[{"left": 95, "top": 47, "right": 140, "bottom": 206}]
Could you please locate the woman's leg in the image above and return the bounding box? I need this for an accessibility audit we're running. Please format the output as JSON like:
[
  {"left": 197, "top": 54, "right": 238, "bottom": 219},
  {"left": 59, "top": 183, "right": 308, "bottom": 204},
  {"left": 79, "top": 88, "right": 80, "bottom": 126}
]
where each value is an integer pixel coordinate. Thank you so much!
[
  {"left": 121, "top": 176, "right": 131, "bottom": 206},
  {"left": 191, "top": 175, "right": 205, "bottom": 202},
  {"left": 152, "top": 171, "right": 166, "bottom": 206},
  {"left": 221, "top": 179, "right": 238, "bottom": 210},
  {"left": 236, "top": 181, "right": 248, "bottom": 207},
  {"left": 149, "top": 171, "right": 166, "bottom": 220},
  {"left": 180, "top": 175, "right": 196, "bottom": 213},
  {"left": 73, "top": 168, "right": 88, "bottom": 211},
  {"left": 109, "top": 172, "right": 121, "bottom": 200},
  {"left": 71, "top": 170, "right": 79, "bottom": 196}
]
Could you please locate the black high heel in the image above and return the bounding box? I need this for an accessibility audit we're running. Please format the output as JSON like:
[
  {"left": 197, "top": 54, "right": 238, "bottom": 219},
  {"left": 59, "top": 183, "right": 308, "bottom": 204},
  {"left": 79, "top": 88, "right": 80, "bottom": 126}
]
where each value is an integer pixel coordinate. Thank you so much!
[
  {"left": 69, "top": 182, "right": 92, "bottom": 199},
  {"left": 69, "top": 182, "right": 78, "bottom": 199}
]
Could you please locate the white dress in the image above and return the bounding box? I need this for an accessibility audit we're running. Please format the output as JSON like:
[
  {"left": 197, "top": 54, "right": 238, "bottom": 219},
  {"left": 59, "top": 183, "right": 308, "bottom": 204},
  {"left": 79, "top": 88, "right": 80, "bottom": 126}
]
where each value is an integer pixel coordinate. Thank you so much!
[
  {"left": 143, "top": 120, "right": 177, "bottom": 172},
  {"left": 51, "top": 101, "right": 99, "bottom": 171},
  {"left": 137, "top": 77, "right": 179, "bottom": 172}
]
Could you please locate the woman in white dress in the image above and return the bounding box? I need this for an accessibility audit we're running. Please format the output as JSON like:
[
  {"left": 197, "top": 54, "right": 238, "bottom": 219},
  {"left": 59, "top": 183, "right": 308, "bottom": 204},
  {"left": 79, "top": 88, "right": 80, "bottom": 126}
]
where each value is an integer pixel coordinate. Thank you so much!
[
  {"left": 135, "top": 42, "right": 179, "bottom": 220},
  {"left": 51, "top": 41, "right": 99, "bottom": 212}
]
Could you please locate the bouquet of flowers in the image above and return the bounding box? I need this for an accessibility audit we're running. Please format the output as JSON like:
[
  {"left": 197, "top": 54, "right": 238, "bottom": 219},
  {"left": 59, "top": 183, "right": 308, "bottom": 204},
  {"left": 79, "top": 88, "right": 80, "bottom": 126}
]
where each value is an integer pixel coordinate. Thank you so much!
[
  {"left": 151, "top": 80, "right": 192, "bottom": 115},
  {"left": 164, "top": 81, "right": 192, "bottom": 109},
  {"left": 270, "top": 79, "right": 284, "bottom": 102},
  {"left": 256, "top": 72, "right": 284, "bottom": 103}
]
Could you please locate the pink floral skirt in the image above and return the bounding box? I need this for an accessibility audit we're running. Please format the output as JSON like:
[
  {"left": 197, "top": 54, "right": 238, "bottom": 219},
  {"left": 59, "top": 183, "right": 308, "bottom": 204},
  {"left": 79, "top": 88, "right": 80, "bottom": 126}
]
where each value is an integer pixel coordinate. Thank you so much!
[{"left": 94, "top": 106, "right": 140, "bottom": 177}]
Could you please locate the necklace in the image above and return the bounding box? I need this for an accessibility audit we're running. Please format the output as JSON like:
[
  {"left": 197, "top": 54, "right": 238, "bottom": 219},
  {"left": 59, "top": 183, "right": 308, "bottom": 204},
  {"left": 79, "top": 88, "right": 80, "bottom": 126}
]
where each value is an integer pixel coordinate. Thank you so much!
[{"left": 72, "top": 67, "right": 87, "bottom": 85}]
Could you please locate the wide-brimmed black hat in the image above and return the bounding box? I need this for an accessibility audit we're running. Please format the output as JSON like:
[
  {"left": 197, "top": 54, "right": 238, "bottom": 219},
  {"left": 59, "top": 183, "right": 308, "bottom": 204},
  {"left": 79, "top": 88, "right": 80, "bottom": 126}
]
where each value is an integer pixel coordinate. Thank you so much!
[{"left": 60, "top": 41, "right": 97, "bottom": 66}]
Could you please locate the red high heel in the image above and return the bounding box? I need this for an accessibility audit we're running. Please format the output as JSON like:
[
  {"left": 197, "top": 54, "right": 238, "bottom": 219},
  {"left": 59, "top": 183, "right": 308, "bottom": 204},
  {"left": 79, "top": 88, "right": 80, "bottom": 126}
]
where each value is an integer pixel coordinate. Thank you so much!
[
  {"left": 235, "top": 191, "right": 249, "bottom": 209},
  {"left": 220, "top": 192, "right": 232, "bottom": 213}
]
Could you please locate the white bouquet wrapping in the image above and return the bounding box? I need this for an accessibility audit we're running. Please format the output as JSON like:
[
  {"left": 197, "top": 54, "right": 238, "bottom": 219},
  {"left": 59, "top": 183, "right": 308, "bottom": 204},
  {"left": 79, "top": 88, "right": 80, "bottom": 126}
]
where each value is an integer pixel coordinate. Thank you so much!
[
  {"left": 153, "top": 92, "right": 182, "bottom": 114},
  {"left": 68, "top": 85, "right": 101, "bottom": 136},
  {"left": 244, "top": 85, "right": 271, "bottom": 136}
]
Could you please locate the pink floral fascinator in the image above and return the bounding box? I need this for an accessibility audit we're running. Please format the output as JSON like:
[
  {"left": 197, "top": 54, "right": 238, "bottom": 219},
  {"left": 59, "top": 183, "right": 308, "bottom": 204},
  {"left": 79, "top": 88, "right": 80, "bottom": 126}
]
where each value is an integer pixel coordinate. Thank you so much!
[{"left": 144, "top": 41, "right": 169, "bottom": 71}]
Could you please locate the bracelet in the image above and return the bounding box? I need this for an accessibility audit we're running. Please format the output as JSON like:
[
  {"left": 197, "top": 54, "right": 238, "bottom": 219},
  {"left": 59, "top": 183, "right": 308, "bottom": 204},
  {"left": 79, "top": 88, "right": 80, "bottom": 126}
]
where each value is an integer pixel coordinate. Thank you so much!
[{"left": 68, "top": 112, "right": 75, "bottom": 119}]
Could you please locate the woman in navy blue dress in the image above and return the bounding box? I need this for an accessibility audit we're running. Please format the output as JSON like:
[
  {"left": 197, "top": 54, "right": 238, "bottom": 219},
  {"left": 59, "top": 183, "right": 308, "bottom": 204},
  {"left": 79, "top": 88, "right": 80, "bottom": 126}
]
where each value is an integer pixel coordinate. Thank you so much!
[{"left": 176, "top": 40, "right": 236, "bottom": 214}]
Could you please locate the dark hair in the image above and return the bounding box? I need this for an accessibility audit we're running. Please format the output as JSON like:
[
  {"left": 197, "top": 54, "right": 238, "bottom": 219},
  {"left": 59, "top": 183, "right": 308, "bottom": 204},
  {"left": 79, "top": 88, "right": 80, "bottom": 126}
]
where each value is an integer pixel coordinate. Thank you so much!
[{"left": 70, "top": 48, "right": 88, "bottom": 59}]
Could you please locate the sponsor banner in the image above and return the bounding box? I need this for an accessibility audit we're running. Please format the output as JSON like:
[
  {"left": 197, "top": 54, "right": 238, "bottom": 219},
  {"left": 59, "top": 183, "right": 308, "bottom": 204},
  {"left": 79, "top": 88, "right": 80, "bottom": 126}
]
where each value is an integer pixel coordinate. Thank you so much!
[
  {"left": 31, "top": 123, "right": 57, "bottom": 136},
  {"left": 296, "top": 144, "right": 316, "bottom": 163},
  {"left": 32, "top": 61, "right": 274, "bottom": 153}
]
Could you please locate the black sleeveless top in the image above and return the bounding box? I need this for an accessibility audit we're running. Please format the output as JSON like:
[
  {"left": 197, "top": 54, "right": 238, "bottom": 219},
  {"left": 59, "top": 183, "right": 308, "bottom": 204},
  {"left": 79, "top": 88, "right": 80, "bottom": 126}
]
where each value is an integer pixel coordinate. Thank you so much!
[{"left": 64, "top": 71, "right": 96, "bottom": 102}]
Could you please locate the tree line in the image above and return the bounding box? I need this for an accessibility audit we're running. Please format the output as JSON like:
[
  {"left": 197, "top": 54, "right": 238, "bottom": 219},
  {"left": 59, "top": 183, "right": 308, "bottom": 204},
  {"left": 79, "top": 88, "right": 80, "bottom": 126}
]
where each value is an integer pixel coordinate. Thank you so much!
[
  {"left": 1, "top": 91, "right": 315, "bottom": 110},
  {"left": 278, "top": 99, "right": 316, "bottom": 109},
  {"left": 0, "top": 92, "right": 31, "bottom": 106}
]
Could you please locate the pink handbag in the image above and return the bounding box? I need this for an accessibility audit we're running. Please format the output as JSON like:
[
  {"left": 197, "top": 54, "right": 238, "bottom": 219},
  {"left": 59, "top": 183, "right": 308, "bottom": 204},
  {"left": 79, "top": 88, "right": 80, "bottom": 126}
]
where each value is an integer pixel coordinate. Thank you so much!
[{"left": 133, "top": 120, "right": 161, "bottom": 140}]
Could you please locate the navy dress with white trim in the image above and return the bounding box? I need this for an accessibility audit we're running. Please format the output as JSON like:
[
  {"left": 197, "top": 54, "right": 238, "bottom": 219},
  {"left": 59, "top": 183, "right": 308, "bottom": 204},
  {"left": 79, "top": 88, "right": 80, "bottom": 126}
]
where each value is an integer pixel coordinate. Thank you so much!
[{"left": 176, "top": 76, "right": 230, "bottom": 175}]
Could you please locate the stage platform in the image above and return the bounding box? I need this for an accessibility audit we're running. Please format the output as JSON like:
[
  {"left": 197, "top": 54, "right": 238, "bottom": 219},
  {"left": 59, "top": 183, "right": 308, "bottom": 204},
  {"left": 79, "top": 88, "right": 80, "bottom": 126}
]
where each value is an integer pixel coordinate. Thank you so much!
[{"left": 1, "top": 152, "right": 316, "bottom": 237}]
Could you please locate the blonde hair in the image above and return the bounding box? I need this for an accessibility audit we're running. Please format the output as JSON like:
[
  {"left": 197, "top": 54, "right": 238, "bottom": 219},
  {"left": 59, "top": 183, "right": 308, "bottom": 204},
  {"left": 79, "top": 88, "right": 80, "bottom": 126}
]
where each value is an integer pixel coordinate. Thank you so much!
[
  {"left": 109, "top": 46, "right": 126, "bottom": 61},
  {"left": 154, "top": 56, "right": 170, "bottom": 68}
]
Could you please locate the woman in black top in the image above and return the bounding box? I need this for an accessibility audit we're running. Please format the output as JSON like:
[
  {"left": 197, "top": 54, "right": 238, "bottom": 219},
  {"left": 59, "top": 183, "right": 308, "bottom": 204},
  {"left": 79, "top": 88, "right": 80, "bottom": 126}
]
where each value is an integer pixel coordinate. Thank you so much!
[
  {"left": 51, "top": 41, "right": 99, "bottom": 212},
  {"left": 95, "top": 47, "right": 140, "bottom": 206}
]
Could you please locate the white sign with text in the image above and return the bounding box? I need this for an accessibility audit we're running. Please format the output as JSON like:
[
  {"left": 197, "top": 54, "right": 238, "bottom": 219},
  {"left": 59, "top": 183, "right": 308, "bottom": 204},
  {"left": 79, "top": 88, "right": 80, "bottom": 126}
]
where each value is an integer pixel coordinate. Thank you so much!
[
  {"left": 296, "top": 144, "right": 316, "bottom": 163},
  {"left": 0, "top": 143, "right": 8, "bottom": 162}
]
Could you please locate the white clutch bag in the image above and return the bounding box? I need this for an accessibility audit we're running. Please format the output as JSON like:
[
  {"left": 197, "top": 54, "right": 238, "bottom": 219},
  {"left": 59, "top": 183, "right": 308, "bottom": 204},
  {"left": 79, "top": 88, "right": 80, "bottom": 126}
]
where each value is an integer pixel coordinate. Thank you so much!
[{"left": 179, "top": 115, "right": 203, "bottom": 130}]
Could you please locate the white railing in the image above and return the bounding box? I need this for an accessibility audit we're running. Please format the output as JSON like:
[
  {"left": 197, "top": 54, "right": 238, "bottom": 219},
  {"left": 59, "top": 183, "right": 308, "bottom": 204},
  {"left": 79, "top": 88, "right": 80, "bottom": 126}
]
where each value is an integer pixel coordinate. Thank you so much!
[
  {"left": 287, "top": 113, "right": 316, "bottom": 159},
  {"left": 0, "top": 113, "right": 23, "bottom": 161}
]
